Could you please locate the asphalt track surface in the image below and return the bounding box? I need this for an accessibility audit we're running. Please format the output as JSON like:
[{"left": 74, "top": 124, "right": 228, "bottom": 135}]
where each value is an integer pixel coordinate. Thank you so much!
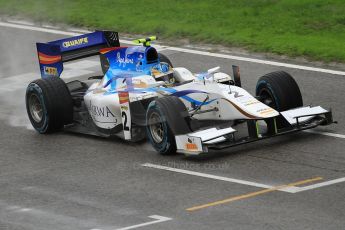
[{"left": 0, "top": 21, "right": 345, "bottom": 230}]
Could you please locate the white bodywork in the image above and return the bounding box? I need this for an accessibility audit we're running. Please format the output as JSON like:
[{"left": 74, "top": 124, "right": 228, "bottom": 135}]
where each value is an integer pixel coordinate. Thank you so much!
[
  {"left": 84, "top": 91, "right": 120, "bottom": 130},
  {"left": 82, "top": 66, "right": 328, "bottom": 153},
  {"left": 84, "top": 67, "right": 278, "bottom": 131},
  {"left": 281, "top": 106, "right": 328, "bottom": 125},
  {"left": 173, "top": 82, "right": 279, "bottom": 121},
  {"left": 175, "top": 127, "right": 237, "bottom": 155},
  {"left": 84, "top": 74, "right": 162, "bottom": 132}
]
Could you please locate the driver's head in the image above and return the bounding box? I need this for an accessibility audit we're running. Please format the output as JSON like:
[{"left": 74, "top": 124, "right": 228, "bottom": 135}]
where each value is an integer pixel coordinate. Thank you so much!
[{"left": 150, "top": 62, "right": 175, "bottom": 84}]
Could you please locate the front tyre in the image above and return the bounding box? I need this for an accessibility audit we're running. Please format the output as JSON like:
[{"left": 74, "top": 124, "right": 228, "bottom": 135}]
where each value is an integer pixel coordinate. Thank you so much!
[
  {"left": 256, "top": 71, "right": 303, "bottom": 111},
  {"left": 26, "top": 77, "right": 73, "bottom": 133},
  {"left": 146, "top": 100, "right": 176, "bottom": 155},
  {"left": 256, "top": 71, "right": 303, "bottom": 128},
  {"left": 146, "top": 96, "right": 192, "bottom": 155}
]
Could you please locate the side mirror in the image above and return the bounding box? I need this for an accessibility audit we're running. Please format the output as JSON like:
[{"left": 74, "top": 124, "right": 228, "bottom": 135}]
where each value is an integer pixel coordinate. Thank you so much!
[
  {"left": 232, "top": 65, "right": 241, "bottom": 87},
  {"left": 207, "top": 66, "right": 220, "bottom": 74}
]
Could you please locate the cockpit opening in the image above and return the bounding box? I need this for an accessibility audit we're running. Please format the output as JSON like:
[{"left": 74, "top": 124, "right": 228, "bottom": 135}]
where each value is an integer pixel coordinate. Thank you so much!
[{"left": 146, "top": 47, "right": 158, "bottom": 64}]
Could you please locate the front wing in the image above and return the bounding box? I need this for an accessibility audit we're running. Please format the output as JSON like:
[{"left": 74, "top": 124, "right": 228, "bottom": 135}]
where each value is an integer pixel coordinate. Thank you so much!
[{"left": 175, "top": 106, "right": 334, "bottom": 155}]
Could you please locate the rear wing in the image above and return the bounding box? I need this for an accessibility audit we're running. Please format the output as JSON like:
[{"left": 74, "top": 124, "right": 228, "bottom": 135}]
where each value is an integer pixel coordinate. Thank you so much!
[{"left": 36, "top": 31, "right": 120, "bottom": 78}]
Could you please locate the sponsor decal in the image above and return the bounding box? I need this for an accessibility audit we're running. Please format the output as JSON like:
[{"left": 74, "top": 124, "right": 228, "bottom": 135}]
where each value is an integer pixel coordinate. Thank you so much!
[
  {"left": 186, "top": 143, "right": 198, "bottom": 151},
  {"left": 44, "top": 66, "right": 58, "bottom": 76},
  {"left": 224, "top": 98, "right": 259, "bottom": 119},
  {"left": 38, "top": 52, "right": 61, "bottom": 64},
  {"left": 116, "top": 52, "right": 134, "bottom": 66},
  {"left": 244, "top": 100, "right": 260, "bottom": 106},
  {"left": 119, "top": 90, "right": 131, "bottom": 140},
  {"left": 232, "top": 91, "right": 244, "bottom": 98},
  {"left": 132, "top": 79, "right": 148, "bottom": 88},
  {"left": 88, "top": 101, "right": 115, "bottom": 118},
  {"left": 62, "top": 37, "right": 88, "bottom": 48},
  {"left": 185, "top": 138, "right": 198, "bottom": 151},
  {"left": 258, "top": 108, "right": 275, "bottom": 115},
  {"left": 120, "top": 105, "right": 128, "bottom": 111},
  {"left": 135, "top": 53, "right": 144, "bottom": 71},
  {"left": 119, "top": 91, "right": 130, "bottom": 104}
]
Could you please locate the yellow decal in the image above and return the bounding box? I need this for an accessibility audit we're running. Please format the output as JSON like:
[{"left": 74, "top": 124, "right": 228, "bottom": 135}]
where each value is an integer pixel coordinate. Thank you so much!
[
  {"left": 63, "top": 37, "right": 89, "bottom": 48},
  {"left": 244, "top": 100, "right": 260, "bottom": 106},
  {"left": 120, "top": 105, "right": 128, "bottom": 111},
  {"left": 151, "top": 68, "right": 162, "bottom": 77},
  {"left": 259, "top": 108, "right": 275, "bottom": 115},
  {"left": 133, "top": 80, "right": 148, "bottom": 88},
  {"left": 44, "top": 66, "right": 58, "bottom": 76},
  {"left": 185, "top": 143, "right": 198, "bottom": 151}
]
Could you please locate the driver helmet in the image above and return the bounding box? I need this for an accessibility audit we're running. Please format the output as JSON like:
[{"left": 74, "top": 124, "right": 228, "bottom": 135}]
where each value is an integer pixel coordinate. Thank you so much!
[{"left": 150, "top": 62, "right": 175, "bottom": 85}]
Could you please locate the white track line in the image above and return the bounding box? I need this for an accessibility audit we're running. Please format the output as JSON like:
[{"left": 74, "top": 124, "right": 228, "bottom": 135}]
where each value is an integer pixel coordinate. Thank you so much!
[
  {"left": 166, "top": 47, "right": 345, "bottom": 76},
  {"left": 0, "top": 60, "right": 99, "bottom": 92},
  {"left": 0, "top": 21, "right": 80, "bottom": 36},
  {"left": 6, "top": 19, "right": 35, "bottom": 26},
  {"left": 293, "top": 177, "right": 345, "bottom": 192},
  {"left": 142, "top": 163, "right": 298, "bottom": 193},
  {"left": 304, "top": 129, "right": 345, "bottom": 139},
  {"left": 114, "top": 215, "right": 172, "bottom": 230},
  {"left": 143, "top": 163, "right": 345, "bottom": 193},
  {"left": 0, "top": 21, "right": 344, "bottom": 76}
]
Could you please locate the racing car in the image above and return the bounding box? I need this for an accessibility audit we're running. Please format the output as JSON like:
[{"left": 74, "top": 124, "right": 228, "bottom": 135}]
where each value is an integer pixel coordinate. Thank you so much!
[{"left": 26, "top": 31, "right": 335, "bottom": 155}]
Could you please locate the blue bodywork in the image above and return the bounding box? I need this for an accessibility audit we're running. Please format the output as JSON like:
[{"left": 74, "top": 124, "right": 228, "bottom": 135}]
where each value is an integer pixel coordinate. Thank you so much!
[
  {"left": 36, "top": 31, "right": 211, "bottom": 106},
  {"left": 101, "top": 45, "right": 164, "bottom": 90},
  {"left": 99, "top": 45, "right": 213, "bottom": 106},
  {"left": 36, "top": 31, "right": 119, "bottom": 78}
]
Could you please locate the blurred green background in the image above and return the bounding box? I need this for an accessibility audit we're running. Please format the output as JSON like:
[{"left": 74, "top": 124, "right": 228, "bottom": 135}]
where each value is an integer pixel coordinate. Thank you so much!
[{"left": 1, "top": 0, "right": 345, "bottom": 62}]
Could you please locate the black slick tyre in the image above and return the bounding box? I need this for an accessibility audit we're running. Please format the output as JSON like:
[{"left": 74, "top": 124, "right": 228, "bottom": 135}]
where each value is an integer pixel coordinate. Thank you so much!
[
  {"left": 26, "top": 77, "right": 73, "bottom": 133},
  {"left": 256, "top": 71, "right": 303, "bottom": 111},
  {"left": 256, "top": 71, "right": 303, "bottom": 128},
  {"left": 146, "top": 96, "right": 191, "bottom": 155},
  {"left": 158, "top": 53, "right": 173, "bottom": 67}
]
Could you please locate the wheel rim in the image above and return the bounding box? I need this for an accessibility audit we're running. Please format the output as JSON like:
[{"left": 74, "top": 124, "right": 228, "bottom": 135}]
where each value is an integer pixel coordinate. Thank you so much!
[
  {"left": 259, "top": 89, "right": 276, "bottom": 109},
  {"left": 149, "top": 111, "right": 165, "bottom": 143},
  {"left": 29, "top": 94, "right": 43, "bottom": 123}
]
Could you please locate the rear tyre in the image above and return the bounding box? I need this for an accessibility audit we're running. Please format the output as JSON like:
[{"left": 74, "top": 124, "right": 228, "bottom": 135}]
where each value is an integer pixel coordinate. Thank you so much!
[
  {"left": 158, "top": 53, "right": 173, "bottom": 67},
  {"left": 158, "top": 53, "right": 176, "bottom": 84},
  {"left": 256, "top": 71, "right": 303, "bottom": 127},
  {"left": 146, "top": 96, "right": 191, "bottom": 155},
  {"left": 100, "top": 54, "right": 110, "bottom": 74},
  {"left": 26, "top": 77, "right": 73, "bottom": 133}
]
